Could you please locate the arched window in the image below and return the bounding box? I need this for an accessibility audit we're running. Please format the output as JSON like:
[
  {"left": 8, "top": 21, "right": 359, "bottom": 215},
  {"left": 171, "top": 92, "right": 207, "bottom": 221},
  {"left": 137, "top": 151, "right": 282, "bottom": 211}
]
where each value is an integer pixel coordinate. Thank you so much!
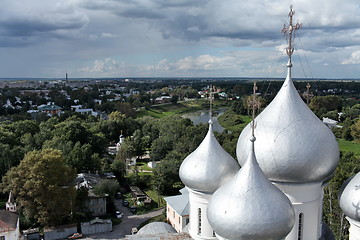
[
  {"left": 198, "top": 208, "right": 202, "bottom": 235},
  {"left": 298, "top": 213, "right": 303, "bottom": 240}
]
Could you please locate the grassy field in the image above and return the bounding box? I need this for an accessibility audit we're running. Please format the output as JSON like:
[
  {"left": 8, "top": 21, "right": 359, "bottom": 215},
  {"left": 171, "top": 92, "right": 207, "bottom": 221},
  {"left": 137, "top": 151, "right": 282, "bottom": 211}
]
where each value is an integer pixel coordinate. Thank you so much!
[
  {"left": 135, "top": 99, "right": 231, "bottom": 119},
  {"left": 136, "top": 162, "right": 153, "bottom": 172},
  {"left": 145, "top": 189, "right": 166, "bottom": 208},
  {"left": 338, "top": 139, "right": 360, "bottom": 155},
  {"left": 217, "top": 110, "right": 251, "bottom": 132}
]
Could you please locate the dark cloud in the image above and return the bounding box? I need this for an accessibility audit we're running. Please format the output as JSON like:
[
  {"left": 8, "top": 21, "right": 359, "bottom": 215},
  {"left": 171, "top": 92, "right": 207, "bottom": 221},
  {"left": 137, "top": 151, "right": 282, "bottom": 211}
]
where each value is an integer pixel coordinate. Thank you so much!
[
  {"left": 1, "top": 18, "right": 86, "bottom": 37},
  {"left": 1, "top": 0, "right": 360, "bottom": 78},
  {"left": 0, "top": 0, "right": 88, "bottom": 47}
]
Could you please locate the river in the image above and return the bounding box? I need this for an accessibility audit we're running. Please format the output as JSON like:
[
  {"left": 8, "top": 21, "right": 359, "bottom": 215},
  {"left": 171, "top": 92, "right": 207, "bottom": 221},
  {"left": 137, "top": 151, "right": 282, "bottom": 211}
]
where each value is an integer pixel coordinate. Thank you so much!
[{"left": 182, "top": 109, "right": 226, "bottom": 132}]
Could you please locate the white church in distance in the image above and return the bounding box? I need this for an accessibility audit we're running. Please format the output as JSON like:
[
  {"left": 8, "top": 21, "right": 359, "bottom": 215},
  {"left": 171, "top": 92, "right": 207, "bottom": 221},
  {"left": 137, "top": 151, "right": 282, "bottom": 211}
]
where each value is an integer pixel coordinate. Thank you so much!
[{"left": 161, "top": 6, "right": 360, "bottom": 240}]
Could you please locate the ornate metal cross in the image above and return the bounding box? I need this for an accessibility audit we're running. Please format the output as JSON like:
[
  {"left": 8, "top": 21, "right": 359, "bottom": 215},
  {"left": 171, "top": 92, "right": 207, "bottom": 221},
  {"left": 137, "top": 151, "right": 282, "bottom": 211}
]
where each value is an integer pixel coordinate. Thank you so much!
[{"left": 281, "top": 5, "right": 302, "bottom": 58}]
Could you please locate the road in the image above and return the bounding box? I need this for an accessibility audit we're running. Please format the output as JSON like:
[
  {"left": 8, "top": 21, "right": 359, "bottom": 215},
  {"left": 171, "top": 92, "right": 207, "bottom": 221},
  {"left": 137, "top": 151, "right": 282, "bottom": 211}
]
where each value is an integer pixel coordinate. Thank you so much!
[{"left": 83, "top": 199, "right": 165, "bottom": 240}]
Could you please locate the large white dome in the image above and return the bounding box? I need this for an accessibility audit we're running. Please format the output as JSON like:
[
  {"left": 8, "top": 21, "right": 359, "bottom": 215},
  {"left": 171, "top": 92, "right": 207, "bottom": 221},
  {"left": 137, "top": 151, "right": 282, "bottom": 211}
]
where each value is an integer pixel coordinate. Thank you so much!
[
  {"left": 236, "top": 70, "right": 339, "bottom": 183},
  {"left": 208, "top": 137, "right": 295, "bottom": 240},
  {"left": 179, "top": 121, "right": 240, "bottom": 193},
  {"left": 339, "top": 172, "right": 360, "bottom": 221}
]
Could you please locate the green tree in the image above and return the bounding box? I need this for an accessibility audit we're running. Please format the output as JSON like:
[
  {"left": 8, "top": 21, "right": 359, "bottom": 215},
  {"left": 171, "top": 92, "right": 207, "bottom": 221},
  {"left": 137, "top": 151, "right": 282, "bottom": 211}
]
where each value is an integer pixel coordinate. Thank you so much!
[
  {"left": 1, "top": 149, "right": 77, "bottom": 226},
  {"left": 53, "top": 118, "right": 90, "bottom": 145},
  {"left": 323, "top": 151, "right": 360, "bottom": 239},
  {"left": 127, "top": 130, "right": 146, "bottom": 158},
  {"left": 230, "top": 99, "right": 247, "bottom": 115},
  {"left": 350, "top": 118, "right": 360, "bottom": 141},
  {"left": 108, "top": 111, "right": 126, "bottom": 122},
  {"left": 66, "top": 142, "right": 95, "bottom": 172},
  {"left": 93, "top": 179, "right": 120, "bottom": 198},
  {"left": 115, "top": 102, "right": 135, "bottom": 117},
  {"left": 309, "top": 95, "right": 343, "bottom": 117},
  {"left": 152, "top": 153, "right": 184, "bottom": 195},
  {"left": 111, "top": 145, "right": 129, "bottom": 181},
  {"left": 0, "top": 144, "right": 25, "bottom": 179},
  {"left": 170, "top": 95, "right": 179, "bottom": 104},
  {"left": 9, "top": 120, "right": 39, "bottom": 139}
]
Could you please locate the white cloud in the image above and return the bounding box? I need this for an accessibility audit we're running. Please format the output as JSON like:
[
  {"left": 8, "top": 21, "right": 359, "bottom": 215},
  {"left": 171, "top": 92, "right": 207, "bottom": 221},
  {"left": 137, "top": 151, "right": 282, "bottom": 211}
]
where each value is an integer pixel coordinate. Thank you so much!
[
  {"left": 79, "top": 58, "right": 124, "bottom": 75},
  {"left": 101, "top": 32, "right": 117, "bottom": 38},
  {"left": 342, "top": 51, "right": 360, "bottom": 64}
]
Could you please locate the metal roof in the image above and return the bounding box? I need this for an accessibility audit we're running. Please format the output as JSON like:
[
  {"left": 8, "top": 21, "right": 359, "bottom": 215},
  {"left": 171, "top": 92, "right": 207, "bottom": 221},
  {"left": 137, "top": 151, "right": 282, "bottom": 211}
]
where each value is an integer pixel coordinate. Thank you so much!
[
  {"left": 237, "top": 67, "right": 339, "bottom": 183},
  {"left": 208, "top": 139, "right": 295, "bottom": 240},
  {"left": 164, "top": 193, "right": 189, "bottom": 216},
  {"left": 179, "top": 122, "right": 240, "bottom": 193}
]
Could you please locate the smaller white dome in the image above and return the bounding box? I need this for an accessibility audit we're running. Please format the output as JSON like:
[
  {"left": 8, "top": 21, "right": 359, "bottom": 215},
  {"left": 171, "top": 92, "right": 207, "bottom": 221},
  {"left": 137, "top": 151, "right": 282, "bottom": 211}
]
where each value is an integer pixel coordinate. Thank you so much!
[
  {"left": 207, "top": 138, "right": 295, "bottom": 240},
  {"left": 179, "top": 122, "right": 239, "bottom": 193},
  {"left": 339, "top": 172, "right": 360, "bottom": 221}
]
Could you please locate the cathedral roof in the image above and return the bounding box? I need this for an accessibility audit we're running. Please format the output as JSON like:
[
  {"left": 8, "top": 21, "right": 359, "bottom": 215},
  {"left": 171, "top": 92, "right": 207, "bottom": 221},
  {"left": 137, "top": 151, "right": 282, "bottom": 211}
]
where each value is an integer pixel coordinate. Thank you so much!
[
  {"left": 208, "top": 136, "right": 295, "bottom": 239},
  {"left": 0, "top": 210, "right": 18, "bottom": 232},
  {"left": 236, "top": 65, "right": 339, "bottom": 183},
  {"left": 339, "top": 172, "right": 360, "bottom": 221},
  {"left": 179, "top": 120, "right": 239, "bottom": 193},
  {"left": 137, "top": 222, "right": 177, "bottom": 235}
]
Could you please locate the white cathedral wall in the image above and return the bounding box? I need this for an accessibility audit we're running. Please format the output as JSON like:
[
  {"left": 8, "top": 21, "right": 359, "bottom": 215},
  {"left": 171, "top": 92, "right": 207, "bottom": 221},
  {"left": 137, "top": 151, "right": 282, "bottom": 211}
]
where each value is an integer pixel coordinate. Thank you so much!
[
  {"left": 274, "top": 182, "right": 323, "bottom": 240},
  {"left": 347, "top": 217, "right": 360, "bottom": 240},
  {"left": 188, "top": 188, "right": 217, "bottom": 240}
]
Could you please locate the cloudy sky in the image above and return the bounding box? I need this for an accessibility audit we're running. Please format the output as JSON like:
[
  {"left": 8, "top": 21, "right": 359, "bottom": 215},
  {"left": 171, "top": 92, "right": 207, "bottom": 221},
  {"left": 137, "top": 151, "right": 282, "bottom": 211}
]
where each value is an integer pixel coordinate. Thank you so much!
[{"left": 1, "top": 0, "right": 360, "bottom": 79}]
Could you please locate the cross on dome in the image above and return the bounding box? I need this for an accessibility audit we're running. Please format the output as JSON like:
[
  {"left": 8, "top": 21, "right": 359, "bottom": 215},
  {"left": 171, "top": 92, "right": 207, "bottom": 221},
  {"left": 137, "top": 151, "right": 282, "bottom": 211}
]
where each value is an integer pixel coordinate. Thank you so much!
[
  {"left": 303, "top": 82, "right": 313, "bottom": 105},
  {"left": 250, "top": 82, "right": 260, "bottom": 139},
  {"left": 281, "top": 5, "right": 302, "bottom": 61}
]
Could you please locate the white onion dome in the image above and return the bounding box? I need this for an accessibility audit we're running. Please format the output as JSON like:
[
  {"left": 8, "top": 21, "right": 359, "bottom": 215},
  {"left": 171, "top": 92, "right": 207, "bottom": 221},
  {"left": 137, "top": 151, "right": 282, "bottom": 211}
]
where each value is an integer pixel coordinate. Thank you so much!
[
  {"left": 236, "top": 67, "right": 339, "bottom": 183},
  {"left": 179, "top": 120, "right": 240, "bottom": 193},
  {"left": 339, "top": 172, "right": 360, "bottom": 221},
  {"left": 208, "top": 137, "right": 295, "bottom": 240}
]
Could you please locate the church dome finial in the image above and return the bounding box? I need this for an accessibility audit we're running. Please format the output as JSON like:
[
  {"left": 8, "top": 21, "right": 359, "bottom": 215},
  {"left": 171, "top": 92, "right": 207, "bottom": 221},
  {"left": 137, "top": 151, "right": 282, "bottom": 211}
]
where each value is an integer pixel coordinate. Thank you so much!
[{"left": 236, "top": 6, "right": 338, "bottom": 184}]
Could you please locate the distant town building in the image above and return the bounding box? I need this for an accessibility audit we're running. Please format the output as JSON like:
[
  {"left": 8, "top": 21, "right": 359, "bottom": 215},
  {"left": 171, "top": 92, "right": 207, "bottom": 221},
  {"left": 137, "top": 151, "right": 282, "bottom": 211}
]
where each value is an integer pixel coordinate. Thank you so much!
[
  {"left": 6, "top": 192, "right": 16, "bottom": 213},
  {"left": 75, "top": 173, "right": 109, "bottom": 216},
  {"left": 323, "top": 117, "right": 343, "bottom": 129},
  {"left": 81, "top": 218, "right": 112, "bottom": 235},
  {"left": 75, "top": 108, "right": 98, "bottom": 116},
  {"left": 147, "top": 161, "right": 157, "bottom": 169},
  {"left": 0, "top": 210, "right": 20, "bottom": 240},
  {"left": 94, "top": 99, "right": 102, "bottom": 105},
  {"left": 3, "top": 99, "right": 14, "bottom": 109},
  {"left": 116, "top": 132, "right": 125, "bottom": 152},
  {"left": 155, "top": 96, "right": 171, "bottom": 104},
  {"left": 43, "top": 224, "right": 77, "bottom": 240},
  {"left": 37, "top": 103, "right": 62, "bottom": 116}
]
